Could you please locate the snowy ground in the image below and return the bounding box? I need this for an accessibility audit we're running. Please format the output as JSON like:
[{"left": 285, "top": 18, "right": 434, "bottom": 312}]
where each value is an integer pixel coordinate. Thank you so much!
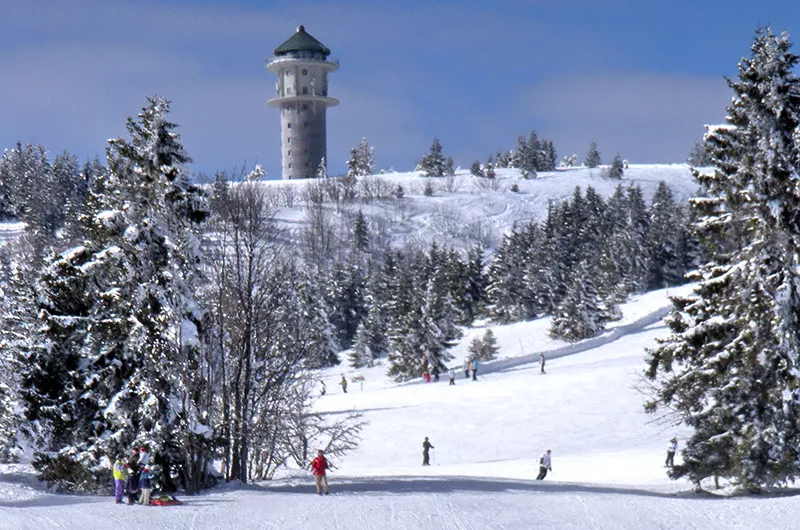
[
  {"left": 263, "top": 164, "right": 699, "bottom": 253},
  {"left": 3, "top": 285, "right": 800, "bottom": 529}
]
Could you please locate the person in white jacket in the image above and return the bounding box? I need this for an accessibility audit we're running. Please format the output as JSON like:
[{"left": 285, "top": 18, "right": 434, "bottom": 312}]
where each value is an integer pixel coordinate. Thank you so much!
[
  {"left": 137, "top": 444, "right": 150, "bottom": 468},
  {"left": 536, "top": 449, "right": 552, "bottom": 480},
  {"left": 665, "top": 437, "right": 677, "bottom": 467}
]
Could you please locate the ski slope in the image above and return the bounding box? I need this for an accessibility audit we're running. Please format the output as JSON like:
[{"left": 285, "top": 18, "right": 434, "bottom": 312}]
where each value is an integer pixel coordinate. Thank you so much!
[{"left": 3, "top": 285, "right": 800, "bottom": 529}]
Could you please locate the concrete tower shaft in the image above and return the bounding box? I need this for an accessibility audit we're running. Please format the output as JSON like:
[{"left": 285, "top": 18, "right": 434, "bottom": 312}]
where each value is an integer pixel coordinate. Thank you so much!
[{"left": 266, "top": 25, "right": 338, "bottom": 180}]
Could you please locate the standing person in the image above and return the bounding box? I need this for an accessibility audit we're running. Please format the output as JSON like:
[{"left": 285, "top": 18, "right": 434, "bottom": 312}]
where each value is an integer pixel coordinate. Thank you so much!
[
  {"left": 125, "top": 447, "right": 140, "bottom": 505},
  {"left": 665, "top": 437, "right": 677, "bottom": 467},
  {"left": 311, "top": 449, "right": 330, "bottom": 495},
  {"left": 432, "top": 365, "right": 440, "bottom": 382},
  {"left": 463, "top": 360, "right": 470, "bottom": 378},
  {"left": 320, "top": 381, "right": 326, "bottom": 396},
  {"left": 536, "top": 449, "right": 552, "bottom": 480},
  {"left": 422, "top": 437, "right": 434, "bottom": 466},
  {"left": 138, "top": 444, "right": 150, "bottom": 468},
  {"left": 448, "top": 368, "right": 455, "bottom": 385},
  {"left": 113, "top": 456, "right": 128, "bottom": 504},
  {"left": 540, "top": 353, "right": 546, "bottom": 374},
  {"left": 423, "top": 370, "right": 431, "bottom": 383},
  {"left": 471, "top": 359, "right": 479, "bottom": 381},
  {"left": 138, "top": 467, "right": 153, "bottom": 505},
  {"left": 340, "top": 375, "right": 348, "bottom": 394}
]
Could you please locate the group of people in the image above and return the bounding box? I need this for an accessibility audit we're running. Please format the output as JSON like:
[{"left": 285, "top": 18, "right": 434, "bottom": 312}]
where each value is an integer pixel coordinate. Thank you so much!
[{"left": 112, "top": 444, "right": 154, "bottom": 505}]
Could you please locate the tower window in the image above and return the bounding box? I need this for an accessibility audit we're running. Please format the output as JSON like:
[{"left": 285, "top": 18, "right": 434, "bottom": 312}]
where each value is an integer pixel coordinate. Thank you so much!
[
  {"left": 288, "top": 150, "right": 292, "bottom": 156},
  {"left": 302, "top": 69, "right": 308, "bottom": 76},
  {"left": 288, "top": 137, "right": 291, "bottom": 144},
  {"left": 288, "top": 163, "right": 292, "bottom": 169},
  {"left": 287, "top": 123, "right": 292, "bottom": 129},
  {"left": 286, "top": 70, "right": 292, "bottom": 76},
  {"left": 302, "top": 87, "right": 308, "bottom": 95}
]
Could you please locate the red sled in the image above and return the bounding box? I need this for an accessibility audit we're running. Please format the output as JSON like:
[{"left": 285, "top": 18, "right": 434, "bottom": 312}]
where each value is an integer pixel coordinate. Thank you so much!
[{"left": 151, "top": 495, "right": 183, "bottom": 506}]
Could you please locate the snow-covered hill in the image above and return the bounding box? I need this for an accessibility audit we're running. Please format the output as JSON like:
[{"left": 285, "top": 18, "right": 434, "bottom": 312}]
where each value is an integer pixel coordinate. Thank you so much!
[
  {"left": 262, "top": 164, "right": 699, "bottom": 252},
  {"left": 3, "top": 284, "right": 800, "bottom": 529}
]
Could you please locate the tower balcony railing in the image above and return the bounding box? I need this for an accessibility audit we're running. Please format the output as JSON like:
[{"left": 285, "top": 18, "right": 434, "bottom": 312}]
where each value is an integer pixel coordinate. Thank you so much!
[{"left": 266, "top": 53, "right": 339, "bottom": 69}]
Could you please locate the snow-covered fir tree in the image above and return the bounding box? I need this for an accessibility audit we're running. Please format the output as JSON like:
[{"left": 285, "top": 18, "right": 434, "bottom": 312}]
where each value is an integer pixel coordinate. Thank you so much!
[
  {"left": 346, "top": 138, "right": 375, "bottom": 177},
  {"left": 467, "top": 329, "right": 500, "bottom": 362},
  {"left": 585, "top": 140, "right": 601, "bottom": 168},
  {"left": 549, "top": 260, "right": 607, "bottom": 341},
  {"left": 17, "top": 96, "right": 211, "bottom": 492},
  {"left": 416, "top": 138, "right": 454, "bottom": 177},
  {"left": 645, "top": 28, "right": 800, "bottom": 492}
]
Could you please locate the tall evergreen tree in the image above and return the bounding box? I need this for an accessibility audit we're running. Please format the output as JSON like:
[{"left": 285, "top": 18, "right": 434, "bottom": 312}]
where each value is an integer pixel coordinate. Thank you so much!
[
  {"left": 645, "top": 28, "right": 800, "bottom": 491},
  {"left": 18, "top": 96, "right": 211, "bottom": 491}
]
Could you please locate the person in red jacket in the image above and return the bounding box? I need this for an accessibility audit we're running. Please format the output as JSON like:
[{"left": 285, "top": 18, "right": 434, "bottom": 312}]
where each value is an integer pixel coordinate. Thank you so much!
[{"left": 311, "top": 449, "right": 330, "bottom": 495}]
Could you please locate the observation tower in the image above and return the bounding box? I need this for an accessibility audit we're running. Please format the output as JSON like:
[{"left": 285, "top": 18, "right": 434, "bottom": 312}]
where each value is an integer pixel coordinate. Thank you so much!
[{"left": 266, "top": 25, "right": 339, "bottom": 179}]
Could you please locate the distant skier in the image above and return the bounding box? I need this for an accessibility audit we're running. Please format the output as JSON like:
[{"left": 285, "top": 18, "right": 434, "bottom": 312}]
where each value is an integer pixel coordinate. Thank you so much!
[
  {"left": 423, "top": 370, "right": 431, "bottom": 383},
  {"left": 536, "top": 449, "right": 552, "bottom": 480},
  {"left": 340, "top": 375, "right": 348, "bottom": 394},
  {"left": 665, "top": 437, "right": 677, "bottom": 467},
  {"left": 540, "top": 353, "right": 546, "bottom": 374},
  {"left": 463, "top": 360, "right": 470, "bottom": 379},
  {"left": 471, "top": 359, "right": 478, "bottom": 381},
  {"left": 320, "top": 381, "right": 327, "bottom": 396},
  {"left": 448, "top": 368, "right": 455, "bottom": 385},
  {"left": 311, "top": 449, "right": 330, "bottom": 495},
  {"left": 422, "top": 437, "right": 434, "bottom": 466},
  {"left": 432, "top": 365, "right": 440, "bottom": 382}
]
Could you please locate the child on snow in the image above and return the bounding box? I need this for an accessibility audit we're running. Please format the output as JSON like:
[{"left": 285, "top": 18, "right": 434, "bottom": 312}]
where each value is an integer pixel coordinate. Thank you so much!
[
  {"left": 448, "top": 368, "right": 455, "bottom": 385},
  {"left": 139, "top": 467, "right": 154, "bottom": 505}
]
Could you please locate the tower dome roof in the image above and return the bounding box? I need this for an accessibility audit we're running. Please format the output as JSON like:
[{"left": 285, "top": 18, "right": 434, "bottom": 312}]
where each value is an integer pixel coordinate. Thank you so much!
[{"left": 273, "top": 25, "right": 331, "bottom": 56}]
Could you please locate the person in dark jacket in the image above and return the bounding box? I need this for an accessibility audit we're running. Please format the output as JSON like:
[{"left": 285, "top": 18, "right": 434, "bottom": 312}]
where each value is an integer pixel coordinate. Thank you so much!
[
  {"left": 125, "top": 447, "right": 140, "bottom": 505},
  {"left": 422, "top": 437, "right": 434, "bottom": 466},
  {"left": 432, "top": 365, "right": 440, "bottom": 382}
]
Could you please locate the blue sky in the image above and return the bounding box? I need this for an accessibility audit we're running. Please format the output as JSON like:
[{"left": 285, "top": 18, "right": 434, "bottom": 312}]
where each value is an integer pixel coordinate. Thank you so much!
[{"left": 2, "top": 1, "right": 798, "bottom": 179}]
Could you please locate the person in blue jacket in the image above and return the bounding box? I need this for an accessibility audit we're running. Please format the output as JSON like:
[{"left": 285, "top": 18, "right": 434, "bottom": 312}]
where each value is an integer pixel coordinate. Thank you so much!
[
  {"left": 471, "top": 359, "right": 478, "bottom": 381},
  {"left": 139, "top": 467, "right": 154, "bottom": 505}
]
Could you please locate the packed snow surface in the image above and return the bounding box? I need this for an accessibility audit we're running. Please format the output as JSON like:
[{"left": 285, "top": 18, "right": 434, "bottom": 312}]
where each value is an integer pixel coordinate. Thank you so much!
[{"left": 2, "top": 285, "right": 800, "bottom": 529}]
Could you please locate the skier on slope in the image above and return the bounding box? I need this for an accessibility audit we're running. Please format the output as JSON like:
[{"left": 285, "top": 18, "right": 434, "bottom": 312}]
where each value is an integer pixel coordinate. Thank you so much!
[
  {"left": 463, "top": 360, "right": 470, "bottom": 379},
  {"left": 471, "top": 359, "right": 479, "bottom": 381},
  {"left": 311, "top": 449, "right": 331, "bottom": 495},
  {"left": 422, "top": 437, "right": 434, "bottom": 466},
  {"left": 536, "top": 449, "right": 552, "bottom": 480},
  {"left": 448, "top": 367, "right": 456, "bottom": 385},
  {"left": 340, "top": 375, "right": 348, "bottom": 394},
  {"left": 540, "top": 353, "right": 546, "bottom": 374},
  {"left": 665, "top": 437, "right": 677, "bottom": 467}
]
